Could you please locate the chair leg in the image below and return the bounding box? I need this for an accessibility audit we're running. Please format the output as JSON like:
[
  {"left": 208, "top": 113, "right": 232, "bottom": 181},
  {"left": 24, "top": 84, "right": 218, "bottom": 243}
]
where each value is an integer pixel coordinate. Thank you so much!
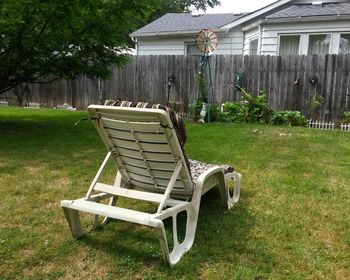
[
  {"left": 62, "top": 207, "right": 84, "bottom": 239},
  {"left": 156, "top": 207, "right": 198, "bottom": 266},
  {"left": 225, "top": 172, "right": 241, "bottom": 209},
  {"left": 100, "top": 196, "right": 118, "bottom": 226},
  {"left": 94, "top": 173, "right": 122, "bottom": 227}
]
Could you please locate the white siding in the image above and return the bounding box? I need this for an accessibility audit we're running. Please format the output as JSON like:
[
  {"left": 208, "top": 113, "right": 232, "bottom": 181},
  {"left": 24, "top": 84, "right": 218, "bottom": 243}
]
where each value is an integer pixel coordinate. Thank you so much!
[
  {"left": 136, "top": 37, "right": 187, "bottom": 55},
  {"left": 260, "top": 20, "right": 350, "bottom": 55},
  {"left": 215, "top": 27, "right": 244, "bottom": 55},
  {"left": 135, "top": 28, "right": 244, "bottom": 55}
]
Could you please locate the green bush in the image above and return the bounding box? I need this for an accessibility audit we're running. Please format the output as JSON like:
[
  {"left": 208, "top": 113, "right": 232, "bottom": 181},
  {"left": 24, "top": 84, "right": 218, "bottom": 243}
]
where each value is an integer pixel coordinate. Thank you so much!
[
  {"left": 189, "top": 100, "right": 220, "bottom": 122},
  {"left": 189, "top": 99, "right": 203, "bottom": 121},
  {"left": 219, "top": 89, "right": 274, "bottom": 124},
  {"left": 343, "top": 111, "right": 350, "bottom": 120},
  {"left": 271, "top": 111, "right": 308, "bottom": 126},
  {"left": 219, "top": 102, "right": 243, "bottom": 122},
  {"left": 205, "top": 103, "right": 220, "bottom": 122},
  {"left": 336, "top": 111, "right": 350, "bottom": 127}
]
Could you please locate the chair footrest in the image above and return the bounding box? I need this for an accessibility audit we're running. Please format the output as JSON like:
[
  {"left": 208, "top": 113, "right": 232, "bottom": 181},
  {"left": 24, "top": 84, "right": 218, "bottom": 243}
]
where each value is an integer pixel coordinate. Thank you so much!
[
  {"left": 61, "top": 200, "right": 161, "bottom": 227},
  {"left": 93, "top": 183, "right": 183, "bottom": 206}
]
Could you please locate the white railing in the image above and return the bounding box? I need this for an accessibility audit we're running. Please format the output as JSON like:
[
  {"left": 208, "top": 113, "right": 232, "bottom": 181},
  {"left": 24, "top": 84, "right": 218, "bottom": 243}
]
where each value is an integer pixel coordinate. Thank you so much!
[
  {"left": 28, "top": 102, "right": 40, "bottom": 108},
  {"left": 340, "top": 123, "right": 350, "bottom": 132},
  {"left": 0, "top": 100, "right": 8, "bottom": 106},
  {"left": 308, "top": 120, "right": 335, "bottom": 130}
]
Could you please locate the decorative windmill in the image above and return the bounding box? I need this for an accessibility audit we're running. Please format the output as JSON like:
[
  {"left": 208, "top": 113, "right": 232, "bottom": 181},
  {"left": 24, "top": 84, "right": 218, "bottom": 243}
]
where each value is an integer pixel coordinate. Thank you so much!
[{"left": 195, "top": 29, "right": 218, "bottom": 123}]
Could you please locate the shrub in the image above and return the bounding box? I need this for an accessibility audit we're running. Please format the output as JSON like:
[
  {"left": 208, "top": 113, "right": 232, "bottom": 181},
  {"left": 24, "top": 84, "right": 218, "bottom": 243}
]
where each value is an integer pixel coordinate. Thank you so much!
[
  {"left": 335, "top": 111, "right": 350, "bottom": 127},
  {"left": 219, "top": 89, "right": 274, "bottom": 124},
  {"left": 271, "top": 111, "right": 308, "bottom": 126},
  {"left": 189, "top": 100, "right": 220, "bottom": 122},
  {"left": 189, "top": 99, "right": 203, "bottom": 121},
  {"left": 220, "top": 102, "right": 243, "bottom": 122},
  {"left": 205, "top": 103, "right": 220, "bottom": 122},
  {"left": 343, "top": 111, "right": 350, "bottom": 121}
]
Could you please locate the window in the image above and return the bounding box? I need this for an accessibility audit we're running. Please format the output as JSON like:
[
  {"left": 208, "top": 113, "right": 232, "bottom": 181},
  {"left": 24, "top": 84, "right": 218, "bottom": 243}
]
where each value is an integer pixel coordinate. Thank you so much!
[
  {"left": 339, "top": 34, "right": 350, "bottom": 54},
  {"left": 186, "top": 44, "right": 201, "bottom": 56},
  {"left": 308, "top": 34, "right": 331, "bottom": 55},
  {"left": 249, "top": 39, "right": 258, "bottom": 55},
  {"left": 279, "top": 35, "right": 300, "bottom": 55}
]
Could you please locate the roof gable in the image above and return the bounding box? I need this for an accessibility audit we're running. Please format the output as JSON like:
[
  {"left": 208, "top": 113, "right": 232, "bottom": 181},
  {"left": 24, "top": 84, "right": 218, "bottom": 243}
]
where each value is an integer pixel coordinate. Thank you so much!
[
  {"left": 220, "top": 0, "right": 293, "bottom": 30},
  {"left": 130, "top": 13, "right": 246, "bottom": 37}
]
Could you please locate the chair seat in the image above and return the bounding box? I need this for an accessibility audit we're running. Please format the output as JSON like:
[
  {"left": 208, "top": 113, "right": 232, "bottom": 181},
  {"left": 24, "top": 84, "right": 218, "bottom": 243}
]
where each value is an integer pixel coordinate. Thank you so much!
[{"left": 189, "top": 159, "right": 234, "bottom": 182}]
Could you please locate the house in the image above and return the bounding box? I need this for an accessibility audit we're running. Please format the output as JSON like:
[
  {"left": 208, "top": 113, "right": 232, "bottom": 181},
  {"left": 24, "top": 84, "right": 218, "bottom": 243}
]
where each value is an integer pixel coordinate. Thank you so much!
[
  {"left": 130, "top": 0, "right": 350, "bottom": 56},
  {"left": 130, "top": 13, "right": 247, "bottom": 55}
]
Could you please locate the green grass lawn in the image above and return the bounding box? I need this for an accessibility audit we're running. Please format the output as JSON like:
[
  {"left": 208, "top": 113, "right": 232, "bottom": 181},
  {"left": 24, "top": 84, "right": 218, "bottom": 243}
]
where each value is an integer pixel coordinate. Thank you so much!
[{"left": 0, "top": 107, "right": 349, "bottom": 280}]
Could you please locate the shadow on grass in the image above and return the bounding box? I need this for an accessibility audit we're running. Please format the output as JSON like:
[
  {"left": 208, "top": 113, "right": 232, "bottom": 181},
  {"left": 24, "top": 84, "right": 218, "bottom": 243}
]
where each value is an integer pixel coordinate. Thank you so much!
[
  {"left": 0, "top": 113, "right": 101, "bottom": 161},
  {"left": 73, "top": 187, "right": 274, "bottom": 276}
]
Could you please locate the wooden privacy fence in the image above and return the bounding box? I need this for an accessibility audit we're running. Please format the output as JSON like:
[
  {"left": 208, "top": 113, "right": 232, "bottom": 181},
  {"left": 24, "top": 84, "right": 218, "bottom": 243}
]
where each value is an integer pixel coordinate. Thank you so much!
[{"left": 3, "top": 54, "right": 350, "bottom": 121}]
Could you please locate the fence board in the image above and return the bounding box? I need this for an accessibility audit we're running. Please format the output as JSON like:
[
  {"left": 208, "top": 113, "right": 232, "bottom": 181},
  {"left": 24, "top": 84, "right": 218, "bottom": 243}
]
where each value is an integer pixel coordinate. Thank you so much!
[{"left": 4, "top": 54, "right": 350, "bottom": 121}]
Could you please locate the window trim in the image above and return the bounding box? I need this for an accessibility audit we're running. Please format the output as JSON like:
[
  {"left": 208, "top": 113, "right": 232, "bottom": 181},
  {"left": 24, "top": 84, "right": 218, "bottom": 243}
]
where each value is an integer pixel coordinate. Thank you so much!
[
  {"left": 184, "top": 42, "right": 201, "bottom": 56},
  {"left": 277, "top": 34, "right": 301, "bottom": 56},
  {"left": 249, "top": 37, "right": 259, "bottom": 55},
  {"left": 339, "top": 33, "right": 350, "bottom": 54}
]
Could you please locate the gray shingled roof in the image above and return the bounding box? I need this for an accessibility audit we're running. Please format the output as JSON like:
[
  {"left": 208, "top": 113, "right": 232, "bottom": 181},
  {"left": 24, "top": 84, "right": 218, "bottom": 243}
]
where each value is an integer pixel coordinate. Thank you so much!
[
  {"left": 130, "top": 13, "right": 246, "bottom": 36},
  {"left": 267, "top": 2, "right": 350, "bottom": 19}
]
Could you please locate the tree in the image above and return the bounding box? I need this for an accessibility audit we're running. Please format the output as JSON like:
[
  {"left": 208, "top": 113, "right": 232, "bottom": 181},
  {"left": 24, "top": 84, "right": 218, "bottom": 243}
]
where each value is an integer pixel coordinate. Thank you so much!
[
  {"left": 0, "top": 0, "right": 219, "bottom": 95},
  {"left": 147, "top": 0, "right": 220, "bottom": 23}
]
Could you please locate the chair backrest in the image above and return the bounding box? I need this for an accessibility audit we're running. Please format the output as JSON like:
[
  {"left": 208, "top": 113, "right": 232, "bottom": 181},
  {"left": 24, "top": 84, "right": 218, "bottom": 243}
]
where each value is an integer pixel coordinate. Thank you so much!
[{"left": 87, "top": 105, "right": 194, "bottom": 197}]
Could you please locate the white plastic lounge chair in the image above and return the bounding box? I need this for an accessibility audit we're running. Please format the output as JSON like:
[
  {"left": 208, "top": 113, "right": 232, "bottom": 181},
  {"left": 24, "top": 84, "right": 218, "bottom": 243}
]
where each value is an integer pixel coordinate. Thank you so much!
[{"left": 61, "top": 105, "right": 241, "bottom": 265}]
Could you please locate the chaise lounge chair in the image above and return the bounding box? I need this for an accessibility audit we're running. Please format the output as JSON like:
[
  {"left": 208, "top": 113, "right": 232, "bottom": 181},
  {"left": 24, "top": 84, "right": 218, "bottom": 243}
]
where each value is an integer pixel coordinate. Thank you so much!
[{"left": 61, "top": 104, "right": 241, "bottom": 265}]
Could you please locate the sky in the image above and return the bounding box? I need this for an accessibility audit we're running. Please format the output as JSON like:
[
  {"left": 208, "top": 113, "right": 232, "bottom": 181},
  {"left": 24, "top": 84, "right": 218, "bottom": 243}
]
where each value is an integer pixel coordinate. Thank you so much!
[{"left": 203, "top": 0, "right": 278, "bottom": 14}]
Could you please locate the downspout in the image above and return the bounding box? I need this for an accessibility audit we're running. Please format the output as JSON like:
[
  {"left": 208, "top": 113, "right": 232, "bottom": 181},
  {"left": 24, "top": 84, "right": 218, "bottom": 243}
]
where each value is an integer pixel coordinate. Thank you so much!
[
  {"left": 258, "top": 24, "right": 262, "bottom": 55},
  {"left": 131, "top": 36, "right": 138, "bottom": 55}
]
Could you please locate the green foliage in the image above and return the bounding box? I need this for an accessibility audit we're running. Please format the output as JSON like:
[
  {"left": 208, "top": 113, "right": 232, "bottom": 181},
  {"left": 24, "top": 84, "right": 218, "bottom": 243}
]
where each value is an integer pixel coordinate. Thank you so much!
[
  {"left": 219, "top": 89, "right": 308, "bottom": 126},
  {"left": 0, "top": 0, "right": 153, "bottom": 93},
  {"left": 205, "top": 103, "right": 220, "bottom": 122},
  {"left": 189, "top": 101, "right": 220, "bottom": 122},
  {"left": 271, "top": 111, "right": 308, "bottom": 126},
  {"left": 335, "top": 111, "right": 350, "bottom": 127},
  {"left": 147, "top": 0, "right": 220, "bottom": 22},
  {"left": 219, "top": 102, "right": 242, "bottom": 122},
  {"left": 311, "top": 94, "right": 325, "bottom": 118},
  {"left": 219, "top": 89, "right": 274, "bottom": 124},
  {"left": 343, "top": 111, "right": 350, "bottom": 120},
  {"left": 189, "top": 99, "right": 204, "bottom": 121},
  {"left": 197, "top": 72, "right": 208, "bottom": 100},
  {"left": 0, "top": 0, "right": 219, "bottom": 94}
]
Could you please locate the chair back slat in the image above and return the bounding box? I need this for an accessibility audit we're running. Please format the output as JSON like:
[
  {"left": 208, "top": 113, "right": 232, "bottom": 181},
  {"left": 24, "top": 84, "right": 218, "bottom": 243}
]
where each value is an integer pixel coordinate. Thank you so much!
[
  {"left": 109, "top": 138, "right": 171, "bottom": 153},
  {"left": 106, "top": 128, "right": 168, "bottom": 143},
  {"left": 88, "top": 105, "right": 193, "bottom": 197}
]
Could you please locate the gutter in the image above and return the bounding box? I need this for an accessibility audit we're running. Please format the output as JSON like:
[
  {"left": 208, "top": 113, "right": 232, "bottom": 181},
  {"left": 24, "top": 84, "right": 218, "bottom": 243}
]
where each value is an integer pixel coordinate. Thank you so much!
[
  {"left": 242, "top": 14, "right": 350, "bottom": 32},
  {"left": 130, "top": 28, "right": 223, "bottom": 38}
]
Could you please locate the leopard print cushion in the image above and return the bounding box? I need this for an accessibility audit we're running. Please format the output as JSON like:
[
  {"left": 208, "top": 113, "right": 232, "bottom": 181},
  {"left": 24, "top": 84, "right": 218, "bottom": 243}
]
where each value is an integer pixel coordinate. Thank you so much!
[{"left": 189, "top": 159, "right": 234, "bottom": 183}]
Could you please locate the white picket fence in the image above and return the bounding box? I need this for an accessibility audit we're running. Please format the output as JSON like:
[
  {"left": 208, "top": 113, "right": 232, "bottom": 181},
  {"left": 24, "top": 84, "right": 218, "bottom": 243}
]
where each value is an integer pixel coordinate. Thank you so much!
[
  {"left": 308, "top": 120, "right": 335, "bottom": 130},
  {"left": 308, "top": 120, "right": 350, "bottom": 132},
  {"left": 0, "top": 100, "right": 9, "bottom": 106},
  {"left": 340, "top": 123, "right": 350, "bottom": 132}
]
